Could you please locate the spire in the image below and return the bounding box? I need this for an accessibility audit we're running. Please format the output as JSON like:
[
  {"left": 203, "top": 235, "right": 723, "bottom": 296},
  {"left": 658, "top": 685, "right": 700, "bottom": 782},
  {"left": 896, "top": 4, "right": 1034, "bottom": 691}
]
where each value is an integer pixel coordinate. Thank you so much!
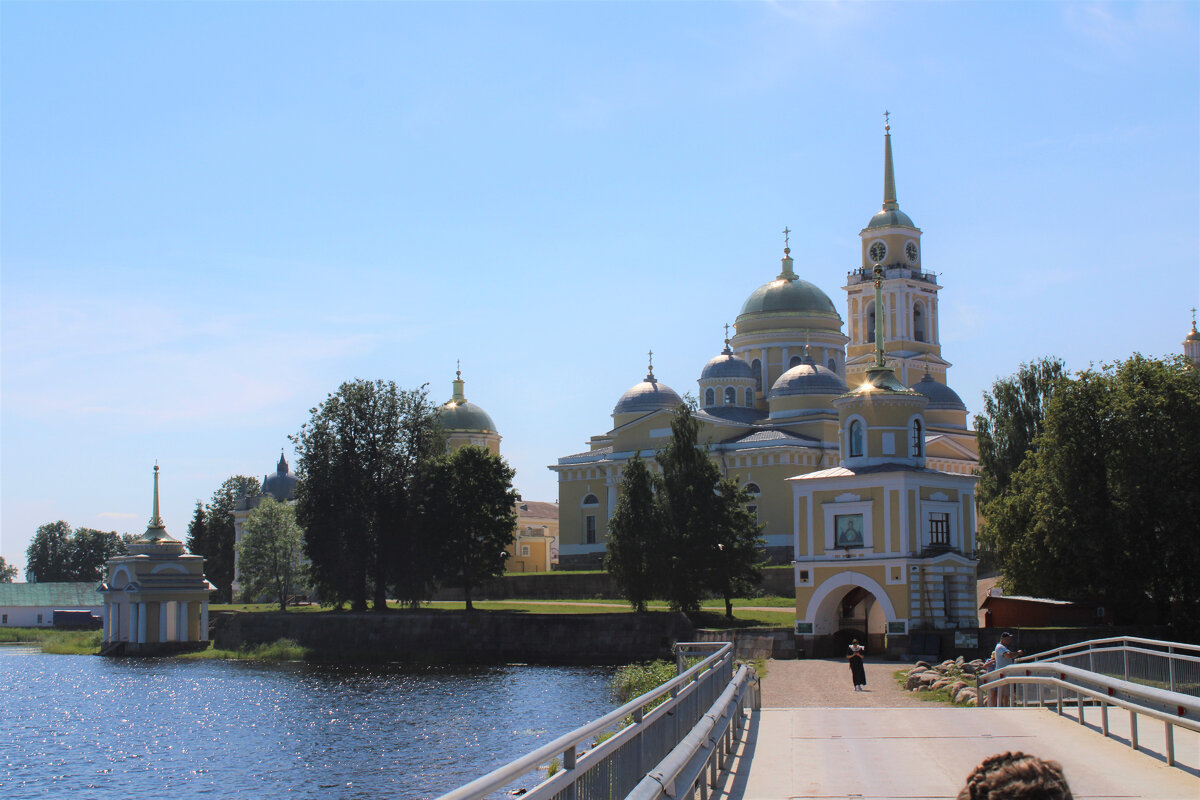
[
  {"left": 451, "top": 361, "right": 466, "bottom": 403},
  {"left": 277, "top": 450, "right": 288, "bottom": 474},
  {"left": 646, "top": 348, "right": 656, "bottom": 381},
  {"left": 882, "top": 111, "right": 898, "bottom": 211},
  {"left": 142, "top": 464, "right": 172, "bottom": 541}
]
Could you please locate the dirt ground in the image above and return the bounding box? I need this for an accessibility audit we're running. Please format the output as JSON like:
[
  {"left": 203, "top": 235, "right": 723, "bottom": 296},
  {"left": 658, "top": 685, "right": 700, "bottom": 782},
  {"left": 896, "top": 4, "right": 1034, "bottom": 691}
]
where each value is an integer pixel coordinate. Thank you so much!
[{"left": 758, "top": 657, "right": 931, "bottom": 708}]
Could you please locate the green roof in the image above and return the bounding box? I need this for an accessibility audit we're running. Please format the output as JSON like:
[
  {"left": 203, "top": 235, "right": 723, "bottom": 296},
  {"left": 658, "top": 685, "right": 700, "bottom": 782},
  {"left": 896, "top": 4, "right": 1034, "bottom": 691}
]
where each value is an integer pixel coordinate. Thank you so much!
[{"left": 0, "top": 582, "right": 103, "bottom": 607}]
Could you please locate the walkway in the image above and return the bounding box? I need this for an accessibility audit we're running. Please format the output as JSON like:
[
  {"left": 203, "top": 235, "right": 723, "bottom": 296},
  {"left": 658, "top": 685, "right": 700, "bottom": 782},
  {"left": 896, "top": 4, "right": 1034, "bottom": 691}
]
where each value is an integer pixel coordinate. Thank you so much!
[{"left": 718, "top": 658, "right": 1199, "bottom": 799}]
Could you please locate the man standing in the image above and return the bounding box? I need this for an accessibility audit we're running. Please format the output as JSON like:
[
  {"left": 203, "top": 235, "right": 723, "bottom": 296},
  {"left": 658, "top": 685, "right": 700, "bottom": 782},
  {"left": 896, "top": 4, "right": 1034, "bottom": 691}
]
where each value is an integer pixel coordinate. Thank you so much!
[{"left": 990, "top": 632, "right": 1024, "bottom": 707}]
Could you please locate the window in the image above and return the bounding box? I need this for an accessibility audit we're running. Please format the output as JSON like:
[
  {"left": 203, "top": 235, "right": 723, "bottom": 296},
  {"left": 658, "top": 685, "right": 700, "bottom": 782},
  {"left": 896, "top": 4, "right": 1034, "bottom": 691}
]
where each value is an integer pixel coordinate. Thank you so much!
[
  {"left": 929, "top": 512, "right": 950, "bottom": 546},
  {"left": 585, "top": 515, "right": 597, "bottom": 544},
  {"left": 521, "top": 545, "right": 530, "bottom": 557},
  {"left": 827, "top": 358, "right": 837, "bottom": 373},
  {"left": 914, "top": 302, "right": 926, "bottom": 342},
  {"left": 789, "top": 355, "right": 802, "bottom": 368},
  {"left": 37, "top": 614, "right": 43, "bottom": 624},
  {"left": 866, "top": 301, "right": 876, "bottom": 343},
  {"left": 911, "top": 419, "right": 923, "bottom": 456},
  {"left": 724, "top": 386, "right": 736, "bottom": 405},
  {"left": 751, "top": 359, "right": 762, "bottom": 391},
  {"left": 745, "top": 483, "right": 761, "bottom": 521},
  {"left": 745, "top": 388, "right": 754, "bottom": 407},
  {"left": 582, "top": 494, "right": 599, "bottom": 506},
  {"left": 849, "top": 420, "right": 864, "bottom": 457},
  {"left": 2, "top": 614, "right": 6, "bottom": 625},
  {"left": 705, "top": 388, "right": 715, "bottom": 407}
]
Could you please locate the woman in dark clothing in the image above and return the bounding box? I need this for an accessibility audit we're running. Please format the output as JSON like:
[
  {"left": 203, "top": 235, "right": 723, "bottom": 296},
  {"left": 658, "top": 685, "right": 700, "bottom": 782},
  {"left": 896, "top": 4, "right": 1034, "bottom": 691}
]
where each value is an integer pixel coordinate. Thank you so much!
[{"left": 847, "top": 639, "right": 867, "bottom": 690}]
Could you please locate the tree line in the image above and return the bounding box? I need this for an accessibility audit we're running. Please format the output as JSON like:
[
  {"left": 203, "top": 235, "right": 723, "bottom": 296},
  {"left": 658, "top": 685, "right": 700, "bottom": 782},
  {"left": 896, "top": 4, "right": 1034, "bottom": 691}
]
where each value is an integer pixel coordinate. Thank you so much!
[
  {"left": 976, "top": 354, "right": 1199, "bottom": 632},
  {"left": 606, "top": 403, "right": 766, "bottom": 617},
  {"left": 23, "top": 521, "right": 132, "bottom": 582}
]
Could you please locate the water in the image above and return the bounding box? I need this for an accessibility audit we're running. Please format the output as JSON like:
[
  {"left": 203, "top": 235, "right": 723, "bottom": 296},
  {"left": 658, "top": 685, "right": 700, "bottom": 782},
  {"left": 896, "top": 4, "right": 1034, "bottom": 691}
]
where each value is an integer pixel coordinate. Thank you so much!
[{"left": 0, "top": 646, "right": 618, "bottom": 799}]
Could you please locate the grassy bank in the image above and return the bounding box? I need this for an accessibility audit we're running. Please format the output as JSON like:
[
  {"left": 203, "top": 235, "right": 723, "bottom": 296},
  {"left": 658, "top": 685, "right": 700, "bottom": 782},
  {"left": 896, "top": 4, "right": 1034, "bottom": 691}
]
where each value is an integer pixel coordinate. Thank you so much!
[
  {"left": 0, "top": 627, "right": 102, "bottom": 654},
  {"left": 182, "top": 637, "right": 309, "bottom": 661}
]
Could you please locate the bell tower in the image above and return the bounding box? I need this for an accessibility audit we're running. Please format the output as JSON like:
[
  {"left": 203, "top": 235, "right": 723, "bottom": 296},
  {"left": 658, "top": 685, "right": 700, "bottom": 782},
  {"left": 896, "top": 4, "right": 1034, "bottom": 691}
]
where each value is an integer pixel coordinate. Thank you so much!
[{"left": 844, "top": 114, "right": 950, "bottom": 389}]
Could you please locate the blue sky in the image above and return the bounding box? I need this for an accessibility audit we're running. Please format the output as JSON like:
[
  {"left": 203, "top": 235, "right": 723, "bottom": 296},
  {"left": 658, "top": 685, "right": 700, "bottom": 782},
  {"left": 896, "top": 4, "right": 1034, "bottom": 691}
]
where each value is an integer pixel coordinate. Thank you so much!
[{"left": 3, "top": 1, "right": 1197, "bottom": 576}]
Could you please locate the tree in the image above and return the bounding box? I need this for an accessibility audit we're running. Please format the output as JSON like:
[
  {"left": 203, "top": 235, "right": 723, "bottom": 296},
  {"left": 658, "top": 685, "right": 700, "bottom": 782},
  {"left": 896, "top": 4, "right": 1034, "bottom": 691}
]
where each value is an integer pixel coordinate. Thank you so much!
[
  {"left": 708, "top": 477, "right": 766, "bottom": 619},
  {"left": 657, "top": 403, "right": 724, "bottom": 613},
  {"left": 237, "top": 497, "right": 307, "bottom": 611},
  {"left": 605, "top": 453, "right": 665, "bottom": 613},
  {"left": 974, "top": 357, "right": 1066, "bottom": 505},
  {"left": 26, "top": 521, "right": 73, "bottom": 582},
  {"left": 0, "top": 556, "right": 17, "bottom": 583},
  {"left": 421, "top": 446, "right": 518, "bottom": 611},
  {"left": 192, "top": 476, "right": 260, "bottom": 603},
  {"left": 69, "top": 528, "right": 127, "bottom": 581},
  {"left": 293, "top": 379, "right": 443, "bottom": 612},
  {"left": 980, "top": 355, "right": 1200, "bottom": 629}
]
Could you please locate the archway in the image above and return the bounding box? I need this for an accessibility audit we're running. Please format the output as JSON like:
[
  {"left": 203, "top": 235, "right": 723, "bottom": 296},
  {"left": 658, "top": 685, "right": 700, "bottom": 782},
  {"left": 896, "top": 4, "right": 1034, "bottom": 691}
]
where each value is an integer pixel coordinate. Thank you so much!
[{"left": 804, "top": 572, "right": 897, "bottom": 657}]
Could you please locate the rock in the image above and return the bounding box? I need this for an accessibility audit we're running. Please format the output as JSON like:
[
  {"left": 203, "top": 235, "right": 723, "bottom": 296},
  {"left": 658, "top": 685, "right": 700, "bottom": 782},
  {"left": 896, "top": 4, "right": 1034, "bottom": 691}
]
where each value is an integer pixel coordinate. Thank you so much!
[
  {"left": 915, "top": 661, "right": 931, "bottom": 670},
  {"left": 949, "top": 680, "right": 968, "bottom": 695}
]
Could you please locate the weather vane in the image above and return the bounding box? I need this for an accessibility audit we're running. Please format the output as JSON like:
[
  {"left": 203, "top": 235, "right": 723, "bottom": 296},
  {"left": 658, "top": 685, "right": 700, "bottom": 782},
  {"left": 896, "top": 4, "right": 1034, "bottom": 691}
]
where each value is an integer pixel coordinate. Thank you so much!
[{"left": 884, "top": 110, "right": 890, "bottom": 133}]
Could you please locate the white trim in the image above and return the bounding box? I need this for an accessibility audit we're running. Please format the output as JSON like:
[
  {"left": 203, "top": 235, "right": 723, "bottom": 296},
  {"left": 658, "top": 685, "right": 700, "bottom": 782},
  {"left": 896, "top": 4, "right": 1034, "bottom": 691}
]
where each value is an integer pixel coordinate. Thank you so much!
[{"left": 803, "top": 570, "right": 899, "bottom": 624}]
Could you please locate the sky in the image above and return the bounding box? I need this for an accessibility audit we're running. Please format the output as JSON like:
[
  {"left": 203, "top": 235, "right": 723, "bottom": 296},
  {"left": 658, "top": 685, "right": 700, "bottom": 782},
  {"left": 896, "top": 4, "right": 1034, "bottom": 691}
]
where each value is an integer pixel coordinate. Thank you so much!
[{"left": 2, "top": 1, "right": 1197, "bottom": 577}]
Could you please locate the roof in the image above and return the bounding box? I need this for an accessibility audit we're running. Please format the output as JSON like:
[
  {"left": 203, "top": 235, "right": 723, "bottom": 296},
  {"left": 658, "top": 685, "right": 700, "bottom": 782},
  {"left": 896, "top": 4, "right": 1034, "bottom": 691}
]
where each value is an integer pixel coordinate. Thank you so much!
[
  {"left": 440, "top": 399, "right": 498, "bottom": 433},
  {"left": 515, "top": 500, "right": 558, "bottom": 519},
  {"left": 909, "top": 372, "right": 967, "bottom": 411},
  {"left": 724, "top": 429, "right": 822, "bottom": 447},
  {"left": 739, "top": 277, "right": 838, "bottom": 316},
  {"left": 694, "top": 406, "right": 764, "bottom": 425},
  {"left": 557, "top": 446, "right": 614, "bottom": 464},
  {"left": 0, "top": 582, "right": 103, "bottom": 608},
  {"left": 980, "top": 594, "right": 1083, "bottom": 608},
  {"left": 791, "top": 462, "right": 947, "bottom": 480},
  {"left": 700, "top": 349, "right": 755, "bottom": 381},
  {"left": 613, "top": 374, "right": 683, "bottom": 415}
]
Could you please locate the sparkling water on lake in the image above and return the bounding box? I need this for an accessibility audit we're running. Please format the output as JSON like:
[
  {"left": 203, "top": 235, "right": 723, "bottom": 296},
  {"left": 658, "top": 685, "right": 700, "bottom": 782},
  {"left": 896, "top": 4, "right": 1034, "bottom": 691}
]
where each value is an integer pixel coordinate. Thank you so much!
[{"left": 1, "top": 645, "right": 617, "bottom": 799}]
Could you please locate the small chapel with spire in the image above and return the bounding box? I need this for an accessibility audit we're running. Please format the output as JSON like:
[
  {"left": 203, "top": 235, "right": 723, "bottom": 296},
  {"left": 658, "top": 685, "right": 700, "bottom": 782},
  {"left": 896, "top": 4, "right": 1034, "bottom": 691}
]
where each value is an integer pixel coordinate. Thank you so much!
[{"left": 100, "top": 465, "right": 215, "bottom": 655}]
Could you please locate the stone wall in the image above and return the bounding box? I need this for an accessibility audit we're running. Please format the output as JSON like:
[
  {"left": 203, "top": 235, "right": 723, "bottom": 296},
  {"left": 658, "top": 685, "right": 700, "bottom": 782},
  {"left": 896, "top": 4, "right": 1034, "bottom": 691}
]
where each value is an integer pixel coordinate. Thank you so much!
[
  {"left": 212, "top": 610, "right": 697, "bottom": 665},
  {"left": 433, "top": 566, "right": 795, "bottom": 602}
]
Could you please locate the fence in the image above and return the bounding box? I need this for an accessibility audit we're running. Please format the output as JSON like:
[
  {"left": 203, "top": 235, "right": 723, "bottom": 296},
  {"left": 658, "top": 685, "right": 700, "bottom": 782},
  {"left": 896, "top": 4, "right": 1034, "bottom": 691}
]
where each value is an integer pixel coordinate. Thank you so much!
[
  {"left": 436, "top": 642, "right": 759, "bottom": 800},
  {"left": 1023, "top": 635, "right": 1200, "bottom": 697}
]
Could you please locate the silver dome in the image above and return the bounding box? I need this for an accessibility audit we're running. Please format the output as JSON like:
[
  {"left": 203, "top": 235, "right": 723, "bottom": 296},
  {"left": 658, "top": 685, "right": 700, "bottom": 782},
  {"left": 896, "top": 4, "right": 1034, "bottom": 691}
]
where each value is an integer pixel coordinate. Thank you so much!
[
  {"left": 700, "top": 348, "right": 755, "bottom": 381},
  {"left": 909, "top": 372, "right": 967, "bottom": 411},
  {"left": 614, "top": 373, "right": 683, "bottom": 415},
  {"left": 769, "top": 357, "right": 847, "bottom": 398}
]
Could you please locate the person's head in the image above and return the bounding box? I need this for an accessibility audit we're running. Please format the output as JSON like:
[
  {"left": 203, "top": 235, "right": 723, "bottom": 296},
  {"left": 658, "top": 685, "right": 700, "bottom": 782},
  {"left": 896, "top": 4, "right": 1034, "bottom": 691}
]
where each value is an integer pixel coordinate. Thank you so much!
[
  {"left": 1000, "top": 632, "right": 1013, "bottom": 643},
  {"left": 851, "top": 639, "right": 858, "bottom": 645},
  {"left": 956, "top": 751, "right": 1073, "bottom": 800}
]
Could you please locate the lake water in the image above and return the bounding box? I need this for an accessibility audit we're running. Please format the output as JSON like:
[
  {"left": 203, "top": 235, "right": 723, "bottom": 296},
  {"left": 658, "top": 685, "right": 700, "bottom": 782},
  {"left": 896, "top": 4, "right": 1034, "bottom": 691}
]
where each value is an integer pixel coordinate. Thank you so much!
[{"left": 0, "top": 645, "right": 617, "bottom": 799}]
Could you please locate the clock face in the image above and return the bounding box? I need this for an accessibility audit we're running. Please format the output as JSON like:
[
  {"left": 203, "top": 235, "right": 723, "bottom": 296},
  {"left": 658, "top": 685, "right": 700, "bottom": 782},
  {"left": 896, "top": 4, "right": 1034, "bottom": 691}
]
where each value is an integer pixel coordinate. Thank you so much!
[
  {"left": 868, "top": 241, "right": 887, "bottom": 264},
  {"left": 905, "top": 241, "right": 919, "bottom": 264}
]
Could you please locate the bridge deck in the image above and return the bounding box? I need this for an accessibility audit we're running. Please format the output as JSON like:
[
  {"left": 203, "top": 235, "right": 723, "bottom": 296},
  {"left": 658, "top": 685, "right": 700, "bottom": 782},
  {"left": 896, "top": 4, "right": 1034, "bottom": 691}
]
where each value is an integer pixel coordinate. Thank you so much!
[{"left": 722, "top": 706, "right": 1198, "bottom": 799}]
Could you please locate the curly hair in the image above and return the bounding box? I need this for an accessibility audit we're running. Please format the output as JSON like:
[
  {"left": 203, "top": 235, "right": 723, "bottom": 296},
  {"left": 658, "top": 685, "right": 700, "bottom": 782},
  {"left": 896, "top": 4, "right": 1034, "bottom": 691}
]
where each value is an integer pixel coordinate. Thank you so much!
[{"left": 956, "top": 751, "right": 1074, "bottom": 800}]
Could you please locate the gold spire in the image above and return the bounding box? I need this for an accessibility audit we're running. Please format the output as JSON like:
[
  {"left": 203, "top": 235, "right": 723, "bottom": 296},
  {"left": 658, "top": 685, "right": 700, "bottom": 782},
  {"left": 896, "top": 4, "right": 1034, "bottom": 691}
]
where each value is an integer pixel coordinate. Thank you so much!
[
  {"left": 141, "top": 463, "right": 173, "bottom": 542},
  {"left": 882, "top": 111, "right": 898, "bottom": 211}
]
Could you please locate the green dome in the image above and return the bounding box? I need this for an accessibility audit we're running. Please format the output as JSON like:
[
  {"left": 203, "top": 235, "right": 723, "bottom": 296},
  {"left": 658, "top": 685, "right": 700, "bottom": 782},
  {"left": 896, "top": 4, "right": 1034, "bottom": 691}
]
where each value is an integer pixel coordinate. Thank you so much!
[
  {"left": 865, "top": 208, "right": 915, "bottom": 230},
  {"left": 440, "top": 400, "right": 497, "bottom": 433},
  {"left": 739, "top": 277, "right": 837, "bottom": 316}
]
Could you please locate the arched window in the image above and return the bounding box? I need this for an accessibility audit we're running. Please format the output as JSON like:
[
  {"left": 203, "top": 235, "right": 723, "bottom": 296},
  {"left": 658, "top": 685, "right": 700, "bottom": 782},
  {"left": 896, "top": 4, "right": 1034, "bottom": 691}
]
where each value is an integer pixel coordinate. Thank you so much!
[
  {"left": 913, "top": 302, "right": 926, "bottom": 342},
  {"left": 744, "top": 483, "right": 761, "bottom": 522},
  {"left": 911, "top": 419, "right": 923, "bottom": 457},
  {"left": 745, "top": 387, "right": 754, "bottom": 407},
  {"left": 724, "top": 386, "right": 736, "bottom": 405},
  {"left": 705, "top": 388, "right": 715, "bottom": 407},
  {"left": 789, "top": 355, "right": 802, "bottom": 368},
  {"left": 751, "top": 359, "right": 762, "bottom": 391},
  {"left": 827, "top": 358, "right": 837, "bottom": 373},
  {"left": 582, "top": 494, "right": 599, "bottom": 506},
  {"left": 849, "top": 420, "right": 864, "bottom": 457},
  {"left": 582, "top": 494, "right": 599, "bottom": 545},
  {"left": 866, "top": 302, "right": 876, "bottom": 343}
]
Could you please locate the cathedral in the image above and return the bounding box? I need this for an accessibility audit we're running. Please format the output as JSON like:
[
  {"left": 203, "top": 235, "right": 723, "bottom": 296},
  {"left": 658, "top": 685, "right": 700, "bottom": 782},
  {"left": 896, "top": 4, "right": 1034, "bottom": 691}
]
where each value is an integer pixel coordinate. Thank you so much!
[{"left": 551, "top": 124, "right": 982, "bottom": 655}]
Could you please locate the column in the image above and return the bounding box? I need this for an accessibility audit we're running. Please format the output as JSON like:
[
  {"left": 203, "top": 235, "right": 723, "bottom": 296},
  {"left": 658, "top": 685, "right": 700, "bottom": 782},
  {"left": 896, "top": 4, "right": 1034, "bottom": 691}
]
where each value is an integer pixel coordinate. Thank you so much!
[
  {"left": 178, "top": 601, "right": 189, "bottom": 642},
  {"left": 158, "top": 603, "right": 167, "bottom": 644},
  {"left": 102, "top": 602, "right": 111, "bottom": 642},
  {"left": 137, "top": 602, "right": 147, "bottom": 644},
  {"left": 130, "top": 603, "right": 138, "bottom": 644},
  {"left": 200, "top": 604, "right": 209, "bottom": 642}
]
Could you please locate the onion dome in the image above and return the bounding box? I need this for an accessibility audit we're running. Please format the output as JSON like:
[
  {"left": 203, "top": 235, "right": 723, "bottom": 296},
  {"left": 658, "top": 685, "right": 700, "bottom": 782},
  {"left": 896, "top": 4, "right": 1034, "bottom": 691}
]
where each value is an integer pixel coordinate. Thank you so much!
[
  {"left": 909, "top": 372, "right": 967, "bottom": 412},
  {"left": 614, "top": 356, "right": 682, "bottom": 416},
  {"left": 262, "top": 451, "right": 298, "bottom": 501},
  {"left": 440, "top": 370, "right": 498, "bottom": 433},
  {"left": 739, "top": 254, "right": 839, "bottom": 316},
  {"left": 701, "top": 344, "right": 755, "bottom": 381},
  {"left": 864, "top": 117, "right": 916, "bottom": 231},
  {"left": 769, "top": 355, "right": 847, "bottom": 398},
  {"left": 1187, "top": 314, "right": 1200, "bottom": 343}
]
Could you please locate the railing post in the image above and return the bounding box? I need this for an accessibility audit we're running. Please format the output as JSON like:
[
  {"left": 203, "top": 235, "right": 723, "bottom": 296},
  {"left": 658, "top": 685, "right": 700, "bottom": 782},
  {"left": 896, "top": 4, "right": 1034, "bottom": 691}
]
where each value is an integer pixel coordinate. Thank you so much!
[
  {"left": 1168, "top": 645, "right": 1176, "bottom": 693},
  {"left": 1123, "top": 645, "right": 1129, "bottom": 682},
  {"left": 1165, "top": 721, "right": 1175, "bottom": 767},
  {"left": 563, "top": 745, "right": 577, "bottom": 800},
  {"left": 1055, "top": 686, "right": 1062, "bottom": 716},
  {"left": 1129, "top": 709, "right": 1138, "bottom": 752},
  {"left": 1101, "top": 701, "right": 1109, "bottom": 737}
]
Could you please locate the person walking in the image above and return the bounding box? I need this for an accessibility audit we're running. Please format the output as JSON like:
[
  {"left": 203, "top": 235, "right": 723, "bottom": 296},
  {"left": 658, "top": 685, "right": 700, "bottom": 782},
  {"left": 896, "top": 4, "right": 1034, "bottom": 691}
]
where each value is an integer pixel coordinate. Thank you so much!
[{"left": 847, "top": 638, "right": 867, "bottom": 691}]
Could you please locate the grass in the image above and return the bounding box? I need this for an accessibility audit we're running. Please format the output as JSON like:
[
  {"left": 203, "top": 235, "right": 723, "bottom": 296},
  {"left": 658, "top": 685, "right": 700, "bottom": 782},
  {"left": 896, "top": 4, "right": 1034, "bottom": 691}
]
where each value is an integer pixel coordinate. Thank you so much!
[
  {"left": 0, "top": 627, "right": 102, "bottom": 654},
  {"left": 182, "top": 637, "right": 309, "bottom": 661}
]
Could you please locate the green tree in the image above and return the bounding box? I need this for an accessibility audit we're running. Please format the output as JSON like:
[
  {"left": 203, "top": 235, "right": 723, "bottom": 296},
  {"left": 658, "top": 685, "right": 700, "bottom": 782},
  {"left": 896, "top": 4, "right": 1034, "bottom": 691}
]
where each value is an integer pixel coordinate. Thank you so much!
[
  {"left": 237, "top": 497, "right": 307, "bottom": 611},
  {"left": 0, "top": 556, "right": 17, "bottom": 583},
  {"left": 293, "top": 379, "right": 442, "bottom": 612},
  {"left": 69, "top": 528, "right": 127, "bottom": 581},
  {"left": 196, "top": 476, "right": 261, "bottom": 603},
  {"left": 26, "top": 521, "right": 73, "bottom": 582},
  {"left": 604, "top": 453, "right": 664, "bottom": 613},
  {"left": 422, "top": 446, "right": 518, "bottom": 611},
  {"left": 657, "top": 403, "right": 724, "bottom": 613},
  {"left": 708, "top": 477, "right": 766, "bottom": 618},
  {"left": 185, "top": 501, "right": 207, "bottom": 559},
  {"left": 981, "top": 355, "right": 1200, "bottom": 628},
  {"left": 974, "top": 356, "right": 1066, "bottom": 505}
]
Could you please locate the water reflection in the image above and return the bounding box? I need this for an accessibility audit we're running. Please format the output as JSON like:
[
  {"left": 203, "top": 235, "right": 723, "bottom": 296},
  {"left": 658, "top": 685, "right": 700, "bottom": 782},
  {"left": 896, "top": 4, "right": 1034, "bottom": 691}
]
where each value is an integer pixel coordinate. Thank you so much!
[{"left": 0, "top": 650, "right": 616, "bottom": 799}]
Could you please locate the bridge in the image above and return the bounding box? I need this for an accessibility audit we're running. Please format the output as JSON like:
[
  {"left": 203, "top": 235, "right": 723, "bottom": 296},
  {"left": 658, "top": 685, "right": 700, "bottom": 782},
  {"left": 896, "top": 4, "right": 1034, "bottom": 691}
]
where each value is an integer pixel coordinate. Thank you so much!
[{"left": 437, "top": 637, "right": 1199, "bottom": 800}]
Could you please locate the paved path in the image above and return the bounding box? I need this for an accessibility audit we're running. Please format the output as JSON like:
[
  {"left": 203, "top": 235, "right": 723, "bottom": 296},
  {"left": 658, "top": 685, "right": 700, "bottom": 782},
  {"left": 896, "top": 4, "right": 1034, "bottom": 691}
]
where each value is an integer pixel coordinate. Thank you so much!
[{"left": 717, "top": 658, "right": 1200, "bottom": 799}]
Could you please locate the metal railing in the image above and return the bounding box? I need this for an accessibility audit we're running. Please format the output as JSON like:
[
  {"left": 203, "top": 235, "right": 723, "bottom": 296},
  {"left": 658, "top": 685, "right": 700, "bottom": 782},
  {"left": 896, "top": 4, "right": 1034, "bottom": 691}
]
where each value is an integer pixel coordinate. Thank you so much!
[
  {"left": 981, "top": 637, "right": 1200, "bottom": 767},
  {"left": 1018, "top": 635, "right": 1200, "bottom": 697},
  {"left": 436, "top": 642, "right": 759, "bottom": 800}
]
